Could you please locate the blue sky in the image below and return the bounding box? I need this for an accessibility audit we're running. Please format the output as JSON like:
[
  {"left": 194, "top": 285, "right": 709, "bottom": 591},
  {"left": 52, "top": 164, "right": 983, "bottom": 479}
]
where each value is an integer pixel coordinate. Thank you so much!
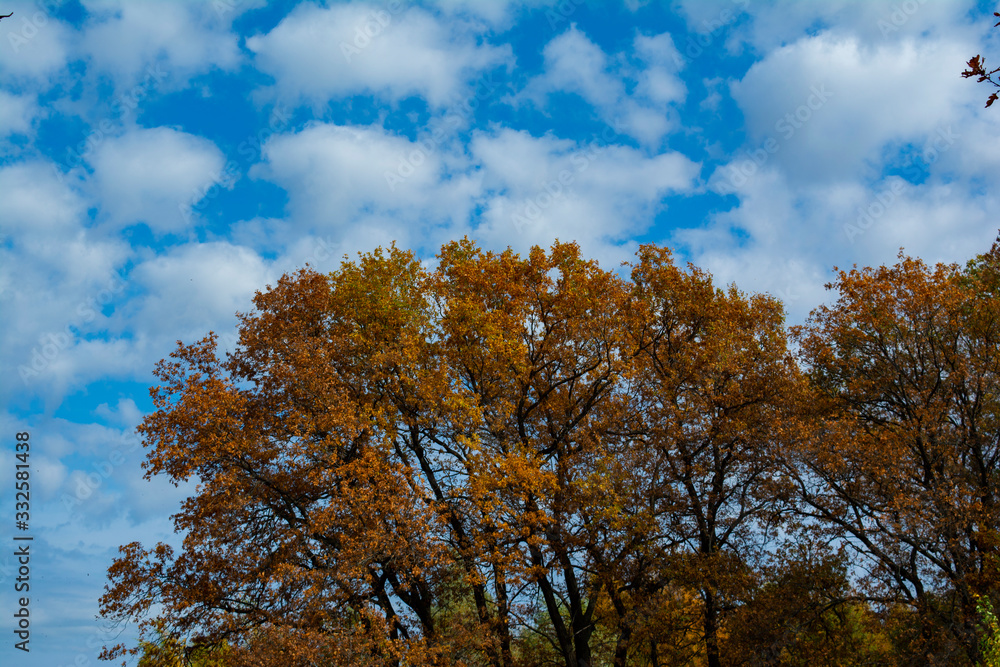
[{"left": 2, "top": 0, "right": 1000, "bottom": 663}]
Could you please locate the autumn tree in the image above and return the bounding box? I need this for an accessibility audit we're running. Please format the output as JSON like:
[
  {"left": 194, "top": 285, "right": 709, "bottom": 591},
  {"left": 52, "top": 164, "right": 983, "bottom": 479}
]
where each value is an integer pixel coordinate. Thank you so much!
[
  {"left": 617, "top": 245, "right": 803, "bottom": 667},
  {"left": 789, "top": 240, "right": 1000, "bottom": 664},
  {"left": 99, "top": 238, "right": 842, "bottom": 666},
  {"left": 100, "top": 248, "right": 462, "bottom": 666},
  {"left": 100, "top": 240, "right": 642, "bottom": 666},
  {"left": 719, "top": 538, "right": 897, "bottom": 666}
]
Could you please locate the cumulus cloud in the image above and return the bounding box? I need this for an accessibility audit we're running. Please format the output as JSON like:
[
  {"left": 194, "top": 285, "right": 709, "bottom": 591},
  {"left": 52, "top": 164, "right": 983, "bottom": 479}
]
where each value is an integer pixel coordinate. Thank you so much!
[
  {"left": 687, "top": 165, "right": 1000, "bottom": 326},
  {"left": 0, "top": 161, "right": 86, "bottom": 234},
  {"left": 674, "top": 0, "right": 966, "bottom": 54},
  {"left": 730, "top": 33, "right": 970, "bottom": 184},
  {"left": 255, "top": 122, "right": 444, "bottom": 218},
  {"left": 93, "top": 397, "right": 143, "bottom": 427},
  {"left": 88, "top": 127, "right": 226, "bottom": 232},
  {"left": 530, "top": 26, "right": 625, "bottom": 108},
  {"left": 681, "top": 1, "right": 997, "bottom": 325},
  {"left": 469, "top": 128, "right": 700, "bottom": 268},
  {"left": 5, "top": 239, "right": 271, "bottom": 408},
  {"left": 0, "top": 2, "right": 74, "bottom": 82},
  {"left": 80, "top": 0, "right": 242, "bottom": 86},
  {"left": 127, "top": 241, "right": 273, "bottom": 342},
  {"left": 0, "top": 90, "right": 37, "bottom": 137},
  {"left": 252, "top": 120, "right": 700, "bottom": 268},
  {"left": 522, "top": 25, "right": 684, "bottom": 144},
  {"left": 633, "top": 32, "right": 686, "bottom": 105},
  {"left": 0, "top": 160, "right": 138, "bottom": 408},
  {"left": 426, "top": 0, "right": 550, "bottom": 28},
  {"left": 246, "top": 2, "right": 510, "bottom": 107},
  {"left": 251, "top": 121, "right": 483, "bottom": 254}
]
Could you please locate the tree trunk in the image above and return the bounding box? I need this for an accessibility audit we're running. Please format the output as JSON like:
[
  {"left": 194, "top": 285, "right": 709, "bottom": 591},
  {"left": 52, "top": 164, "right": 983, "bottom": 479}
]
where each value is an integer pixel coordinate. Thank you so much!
[{"left": 704, "top": 588, "right": 722, "bottom": 667}]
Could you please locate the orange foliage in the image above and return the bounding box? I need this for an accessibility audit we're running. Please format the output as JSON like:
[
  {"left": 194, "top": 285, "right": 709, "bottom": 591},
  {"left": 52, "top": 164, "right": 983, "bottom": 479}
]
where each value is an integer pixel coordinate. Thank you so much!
[
  {"left": 791, "top": 241, "right": 1000, "bottom": 664},
  {"left": 101, "top": 237, "right": 1000, "bottom": 666}
]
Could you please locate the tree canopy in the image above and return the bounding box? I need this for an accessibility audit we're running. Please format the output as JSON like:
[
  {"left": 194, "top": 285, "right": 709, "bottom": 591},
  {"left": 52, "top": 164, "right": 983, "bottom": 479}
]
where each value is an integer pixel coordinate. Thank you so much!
[{"left": 100, "top": 237, "right": 1000, "bottom": 666}]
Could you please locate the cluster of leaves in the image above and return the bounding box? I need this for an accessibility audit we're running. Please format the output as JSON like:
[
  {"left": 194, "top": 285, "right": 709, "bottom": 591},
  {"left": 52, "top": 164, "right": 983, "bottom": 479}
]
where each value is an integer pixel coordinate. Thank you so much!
[
  {"left": 977, "top": 595, "right": 1000, "bottom": 666},
  {"left": 100, "top": 236, "right": 1000, "bottom": 666},
  {"left": 963, "top": 12, "right": 1000, "bottom": 107}
]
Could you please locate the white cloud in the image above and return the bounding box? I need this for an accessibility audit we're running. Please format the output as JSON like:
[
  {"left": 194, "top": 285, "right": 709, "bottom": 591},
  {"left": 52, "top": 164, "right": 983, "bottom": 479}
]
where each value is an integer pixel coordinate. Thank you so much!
[
  {"left": 0, "top": 161, "right": 85, "bottom": 234},
  {"left": 690, "top": 3, "right": 999, "bottom": 325},
  {"left": 88, "top": 127, "right": 226, "bottom": 232},
  {"left": 0, "top": 90, "right": 37, "bottom": 136},
  {"left": 80, "top": 0, "right": 242, "bottom": 86},
  {"left": 674, "top": 0, "right": 969, "bottom": 54},
  {"left": 730, "top": 33, "right": 971, "bottom": 184},
  {"left": 257, "top": 122, "right": 442, "bottom": 214},
  {"left": 426, "top": 0, "right": 550, "bottom": 28},
  {"left": 688, "top": 166, "right": 1000, "bottom": 325},
  {"left": 35, "top": 454, "right": 70, "bottom": 499},
  {"left": 522, "top": 26, "right": 684, "bottom": 145},
  {"left": 252, "top": 121, "right": 480, "bottom": 247},
  {"left": 0, "top": 2, "right": 74, "bottom": 81},
  {"left": 634, "top": 32, "right": 686, "bottom": 105},
  {"left": 246, "top": 2, "right": 510, "bottom": 107},
  {"left": 127, "top": 241, "right": 273, "bottom": 342},
  {"left": 0, "top": 160, "right": 141, "bottom": 410},
  {"left": 4, "top": 238, "right": 270, "bottom": 407},
  {"left": 677, "top": 170, "right": 852, "bottom": 323},
  {"left": 252, "top": 120, "right": 700, "bottom": 270},
  {"left": 469, "top": 128, "right": 700, "bottom": 268},
  {"left": 529, "top": 25, "right": 624, "bottom": 108},
  {"left": 93, "top": 397, "right": 142, "bottom": 427}
]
